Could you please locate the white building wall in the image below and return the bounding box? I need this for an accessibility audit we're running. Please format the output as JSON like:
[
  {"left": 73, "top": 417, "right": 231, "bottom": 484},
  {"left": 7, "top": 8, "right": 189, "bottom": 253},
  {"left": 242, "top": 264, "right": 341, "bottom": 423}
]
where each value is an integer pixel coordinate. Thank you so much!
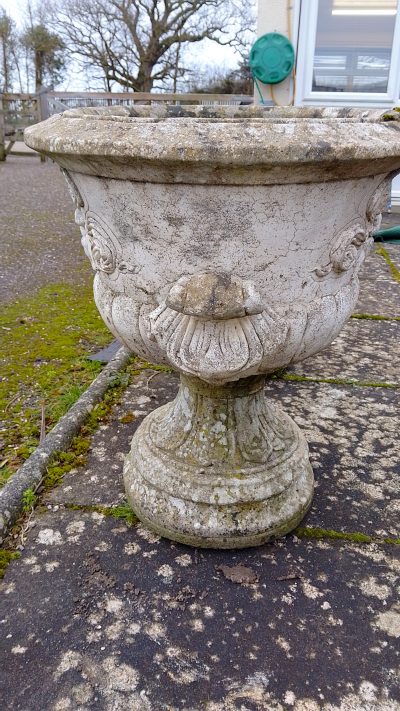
[{"left": 255, "top": 1, "right": 300, "bottom": 106}]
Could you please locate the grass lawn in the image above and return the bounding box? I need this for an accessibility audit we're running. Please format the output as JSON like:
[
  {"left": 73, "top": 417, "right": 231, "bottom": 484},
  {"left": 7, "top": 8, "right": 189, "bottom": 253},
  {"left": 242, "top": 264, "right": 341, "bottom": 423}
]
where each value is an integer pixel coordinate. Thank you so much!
[{"left": 0, "top": 282, "right": 112, "bottom": 485}]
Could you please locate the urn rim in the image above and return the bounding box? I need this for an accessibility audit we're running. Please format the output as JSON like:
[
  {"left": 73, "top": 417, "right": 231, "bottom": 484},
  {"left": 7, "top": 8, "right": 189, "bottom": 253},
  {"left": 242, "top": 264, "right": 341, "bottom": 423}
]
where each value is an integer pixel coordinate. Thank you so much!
[{"left": 24, "top": 105, "right": 400, "bottom": 185}]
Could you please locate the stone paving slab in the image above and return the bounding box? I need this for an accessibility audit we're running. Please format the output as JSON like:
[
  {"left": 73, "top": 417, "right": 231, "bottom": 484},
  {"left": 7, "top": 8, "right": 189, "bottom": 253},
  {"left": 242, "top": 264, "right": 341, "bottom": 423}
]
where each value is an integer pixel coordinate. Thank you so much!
[
  {"left": 384, "top": 243, "right": 400, "bottom": 270},
  {"left": 1, "top": 508, "right": 399, "bottom": 711},
  {"left": 49, "top": 372, "right": 399, "bottom": 539},
  {"left": 0, "top": 157, "right": 91, "bottom": 304},
  {"left": 356, "top": 247, "right": 400, "bottom": 318},
  {"left": 290, "top": 317, "right": 399, "bottom": 384},
  {"left": 265, "top": 380, "right": 399, "bottom": 539},
  {"left": 47, "top": 371, "right": 176, "bottom": 508}
]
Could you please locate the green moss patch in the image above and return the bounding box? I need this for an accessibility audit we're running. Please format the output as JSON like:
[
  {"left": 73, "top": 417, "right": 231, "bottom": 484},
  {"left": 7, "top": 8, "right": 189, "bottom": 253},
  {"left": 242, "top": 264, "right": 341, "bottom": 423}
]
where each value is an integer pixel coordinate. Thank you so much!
[
  {"left": 65, "top": 502, "right": 137, "bottom": 526},
  {"left": 0, "top": 283, "right": 111, "bottom": 482},
  {"left": 295, "top": 526, "right": 400, "bottom": 546},
  {"left": 375, "top": 245, "right": 400, "bottom": 283},
  {"left": 42, "top": 365, "right": 138, "bottom": 491},
  {"left": 276, "top": 373, "right": 398, "bottom": 389},
  {"left": 351, "top": 313, "right": 400, "bottom": 322}
]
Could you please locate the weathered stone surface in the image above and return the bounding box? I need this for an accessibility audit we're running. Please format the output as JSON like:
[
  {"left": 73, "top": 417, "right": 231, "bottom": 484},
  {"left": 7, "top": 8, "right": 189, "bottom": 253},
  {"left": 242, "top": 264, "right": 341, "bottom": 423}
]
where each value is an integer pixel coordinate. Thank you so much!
[
  {"left": 49, "top": 371, "right": 399, "bottom": 539},
  {"left": 24, "top": 107, "right": 400, "bottom": 547},
  {"left": 24, "top": 108, "right": 399, "bottom": 384},
  {"left": 356, "top": 246, "right": 400, "bottom": 318},
  {"left": 124, "top": 375, "right": 313, "bottom": 548},
  {"left": 290, "top": 317, "right": 399, "bottom": 384},
  {"left": 265, "top": 380, "right": 400, "bottom": 539},
  {"left": 1, "top": 508, "right": 399, "bottom": 711},
  {"left": 47, "top": 371, "right": 177, "bottom": 508},
  {"left": 24, "top": 105, "right": 400, "bottom": 184}
]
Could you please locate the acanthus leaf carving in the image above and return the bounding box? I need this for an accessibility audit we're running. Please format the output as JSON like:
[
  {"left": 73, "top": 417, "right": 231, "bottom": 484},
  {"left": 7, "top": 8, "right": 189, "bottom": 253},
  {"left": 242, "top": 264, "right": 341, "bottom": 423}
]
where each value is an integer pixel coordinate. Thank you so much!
[
  {"left": 61, "top": 169, "right": 130, "bottom": 279},
  {"left": 312, "top": 174, "right": 396, "bottom": 282},
  {"left": 313, "top": 222, "right": 370, "bottom": 279}
]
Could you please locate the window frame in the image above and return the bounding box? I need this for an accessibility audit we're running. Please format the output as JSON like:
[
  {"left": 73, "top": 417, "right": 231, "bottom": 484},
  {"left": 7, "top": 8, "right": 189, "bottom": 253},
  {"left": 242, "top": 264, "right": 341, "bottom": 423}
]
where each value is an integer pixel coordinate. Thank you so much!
[{"left": 295, "top": 0, "right": 400, "bottom": 107}]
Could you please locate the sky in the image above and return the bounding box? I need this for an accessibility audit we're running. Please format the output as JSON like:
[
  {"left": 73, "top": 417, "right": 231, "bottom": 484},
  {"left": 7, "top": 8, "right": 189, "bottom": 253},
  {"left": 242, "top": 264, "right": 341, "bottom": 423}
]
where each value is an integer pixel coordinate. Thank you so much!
[
  {"left": 1, "top": 0, "right": 25, "bottom": 25},
  {"left": 0, "top": 0, "right": 242, "bottom": 91}
]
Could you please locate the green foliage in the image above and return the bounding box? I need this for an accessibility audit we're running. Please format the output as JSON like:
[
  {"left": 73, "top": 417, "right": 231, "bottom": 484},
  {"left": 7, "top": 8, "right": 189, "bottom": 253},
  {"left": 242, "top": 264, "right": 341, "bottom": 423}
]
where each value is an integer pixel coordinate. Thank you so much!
[
  {"left": 49, "top": 384, "right": 85, "bottom": 421},
  {"left": 22, "top": 487, "right": 37, "bottom": 512},
  {"left": 0, "top": 8, "right": 17, "bottom": 92},
  {"left": 108, "top": 372, "right": 130, "bottom": 388},
  {"left": 0, "top": 465, "right": 13, "bottom": 487},
  {"left": 43, "top": 362, "right": 139, "bottom": 490},
  {"left": 20, "top": 24, "right": 66, "bottom": 89}
]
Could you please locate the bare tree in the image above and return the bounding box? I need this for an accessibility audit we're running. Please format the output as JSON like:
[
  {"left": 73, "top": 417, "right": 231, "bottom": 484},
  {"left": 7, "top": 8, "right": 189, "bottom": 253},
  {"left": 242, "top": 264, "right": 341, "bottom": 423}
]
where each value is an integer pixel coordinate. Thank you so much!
[{"left": 49, "top": 0, "right": 253, "bottom": 92}]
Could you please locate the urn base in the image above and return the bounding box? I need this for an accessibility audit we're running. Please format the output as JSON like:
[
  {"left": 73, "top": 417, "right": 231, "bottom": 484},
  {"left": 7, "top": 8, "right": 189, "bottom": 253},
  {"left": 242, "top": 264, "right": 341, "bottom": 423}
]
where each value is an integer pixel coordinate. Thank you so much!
[{"left": 123, "top": 375, "right": 314, "bottom": 549}]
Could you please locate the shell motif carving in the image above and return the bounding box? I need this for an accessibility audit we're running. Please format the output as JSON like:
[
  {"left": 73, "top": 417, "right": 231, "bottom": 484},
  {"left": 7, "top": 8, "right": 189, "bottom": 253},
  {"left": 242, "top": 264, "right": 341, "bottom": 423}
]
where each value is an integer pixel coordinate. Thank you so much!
[{"left": 146, "top": 272, "right": 288, "bottom": 383}]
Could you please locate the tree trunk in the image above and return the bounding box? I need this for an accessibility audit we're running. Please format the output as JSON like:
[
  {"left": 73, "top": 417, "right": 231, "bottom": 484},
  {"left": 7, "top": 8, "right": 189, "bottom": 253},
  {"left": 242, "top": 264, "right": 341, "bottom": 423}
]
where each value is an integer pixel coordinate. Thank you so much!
[
  {"left": 35, "top": 50, "right": 43, "bottom": 92},
  {"left": 135, "top": 62, "right": 154, "bottom": 93},
  {"left": 172, "top": 45, "right": 180, "bottom": 94},
  {"left": 1, "top": 39, "right": 9, "bottom": 91}
]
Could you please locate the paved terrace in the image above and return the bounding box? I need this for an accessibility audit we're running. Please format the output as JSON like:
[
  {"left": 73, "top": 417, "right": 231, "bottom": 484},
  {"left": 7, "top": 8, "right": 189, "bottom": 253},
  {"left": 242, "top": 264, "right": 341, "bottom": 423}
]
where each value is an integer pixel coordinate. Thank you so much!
[{"left": 0, "top": 157, "right": 399, "bottom": 710}]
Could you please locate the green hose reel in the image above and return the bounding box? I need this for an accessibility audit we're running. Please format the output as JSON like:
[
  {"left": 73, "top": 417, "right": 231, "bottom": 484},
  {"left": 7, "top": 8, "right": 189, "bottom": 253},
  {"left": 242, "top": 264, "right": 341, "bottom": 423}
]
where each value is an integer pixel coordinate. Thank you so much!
[{"left": 250, "top": 32, "right": 295, "bottom": 85}]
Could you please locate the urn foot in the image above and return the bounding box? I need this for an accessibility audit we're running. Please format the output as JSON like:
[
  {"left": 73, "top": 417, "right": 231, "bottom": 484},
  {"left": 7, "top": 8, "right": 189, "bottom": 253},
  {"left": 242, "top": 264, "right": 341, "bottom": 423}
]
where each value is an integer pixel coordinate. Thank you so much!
[{"left": 123, "top": 375, "right": 314, "bottom": 548}]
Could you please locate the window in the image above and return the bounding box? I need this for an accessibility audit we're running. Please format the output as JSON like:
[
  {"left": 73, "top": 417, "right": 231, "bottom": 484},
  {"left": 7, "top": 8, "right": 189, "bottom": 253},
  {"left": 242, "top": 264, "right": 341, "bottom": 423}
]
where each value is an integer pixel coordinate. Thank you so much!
[{"left": 296, "top": 0, "right": 400, "bottom": 106}]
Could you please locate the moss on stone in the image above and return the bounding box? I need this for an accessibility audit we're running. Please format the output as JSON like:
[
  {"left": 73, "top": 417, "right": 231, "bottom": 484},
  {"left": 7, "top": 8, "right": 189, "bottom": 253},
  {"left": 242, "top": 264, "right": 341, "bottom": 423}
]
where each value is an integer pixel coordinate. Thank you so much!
[
  {"left": 0, "top": 282, "right": 111, "bottom": 481},
  {"left": 0, "top": 549, "right": 21, "bottom": 579},
  {"left": 278, "top": 373, "right": 398, "bottom": 389},
  {"left": 351, "top": 313, "right": 400, "bottom": 322},
  {"left": 375, "top": 245, "right": 400, "bottom": 283},
  {"left": 65, "top": 502, "right": 137, "bottom": 525},
  {"left": 41, "top": 358, "right": 164, "bottom": 492},
  {"left": 295, "top": 526, "right": 400, "bottom": 545},
  {"left": 42, "top": 363, "right": 139, "bottom": 491}
]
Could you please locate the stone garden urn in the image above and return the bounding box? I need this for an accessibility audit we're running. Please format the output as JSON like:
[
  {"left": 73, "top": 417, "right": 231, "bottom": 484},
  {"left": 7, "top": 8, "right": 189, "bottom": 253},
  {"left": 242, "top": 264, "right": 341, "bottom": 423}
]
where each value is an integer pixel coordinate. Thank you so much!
[{"left": 25, "top": 105, "right": 400, "bottom": 548}]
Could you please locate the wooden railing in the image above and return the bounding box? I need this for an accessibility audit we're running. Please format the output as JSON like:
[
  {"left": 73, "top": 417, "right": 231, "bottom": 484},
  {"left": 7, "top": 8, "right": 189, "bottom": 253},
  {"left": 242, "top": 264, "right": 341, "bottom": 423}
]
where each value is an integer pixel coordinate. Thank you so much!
[
  {"left": 0, "top": 90, "right": 51, "bottom": 160},
  {"left": 0, "top": 90, "right": 253, "bottom": 161}
]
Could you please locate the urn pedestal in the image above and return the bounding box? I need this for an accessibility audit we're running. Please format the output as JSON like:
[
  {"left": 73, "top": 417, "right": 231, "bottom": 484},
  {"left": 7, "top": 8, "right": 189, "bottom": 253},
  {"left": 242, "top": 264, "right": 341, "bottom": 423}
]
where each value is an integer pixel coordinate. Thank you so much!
[{"left": 25, "top": 105, "right": 400, "bottom": 548}]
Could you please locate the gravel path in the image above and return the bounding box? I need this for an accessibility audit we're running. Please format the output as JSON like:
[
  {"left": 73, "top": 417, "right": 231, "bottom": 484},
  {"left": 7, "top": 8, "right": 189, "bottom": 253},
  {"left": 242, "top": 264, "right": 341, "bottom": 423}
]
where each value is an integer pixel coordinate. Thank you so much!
[{"left": 0, "top": 156, "right": 92, "bottom": 304}]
